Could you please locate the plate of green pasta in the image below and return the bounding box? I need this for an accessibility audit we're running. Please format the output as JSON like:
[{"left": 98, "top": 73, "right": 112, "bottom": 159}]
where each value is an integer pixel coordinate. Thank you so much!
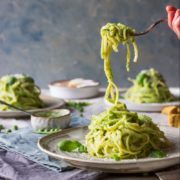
[
  {"left": 0, "top": 74, "right": 64, "bottom": 118},
  {"left": 105, "top": 68, "right": 179, "bottom": 112},
  {"left": 38, "top": 124, "right": 179, "bottom": 173},
  {"left": 125, "top": 69, "right": 179, "bottom": 104}
]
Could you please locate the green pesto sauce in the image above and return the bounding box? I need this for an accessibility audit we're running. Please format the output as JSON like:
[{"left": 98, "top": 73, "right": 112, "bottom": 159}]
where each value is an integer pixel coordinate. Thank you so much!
[{"left": 34, "top": 111, "right": 67, "bottom": 118}]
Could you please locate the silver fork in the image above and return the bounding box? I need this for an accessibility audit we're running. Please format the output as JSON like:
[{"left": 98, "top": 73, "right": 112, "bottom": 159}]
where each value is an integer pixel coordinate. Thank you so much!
[{"left": 133, "top": 19, "right": 167, "bottom": 36}]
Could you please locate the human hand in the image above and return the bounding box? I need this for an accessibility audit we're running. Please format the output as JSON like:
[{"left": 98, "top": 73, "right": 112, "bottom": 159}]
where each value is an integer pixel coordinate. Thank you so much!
[{"left": 166, "top": 5, "right": 180, "bottom": 39}]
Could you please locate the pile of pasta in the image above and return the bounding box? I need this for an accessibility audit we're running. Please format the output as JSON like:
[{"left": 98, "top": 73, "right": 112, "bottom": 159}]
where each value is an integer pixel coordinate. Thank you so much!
[
  {"left": 85, "top": 23, "right": 170, "bottom": 160},
  {"left": 0, "top": 74, "right": 44, "bottom": 110},
  {"left": 125, "top": 68, "right": 175, "bottom": 103},
  {"left": 100, "top": 23, "right": 138, "bottom": 104},
  {"left": 86, "top": 104, "right": 170, "bottom": 159}
]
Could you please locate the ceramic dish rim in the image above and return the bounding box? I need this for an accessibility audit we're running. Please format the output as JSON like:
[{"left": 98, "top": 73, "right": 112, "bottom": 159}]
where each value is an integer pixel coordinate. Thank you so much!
[
  {"left": 38, "top": 126, "right": 180, "bottom": 165},
  {"left": 31, "top": 109, "right": 70, "bottom": 119},
  {"left": 105, "top": 97, "right": 180, "bottom": 106},
  {"left": 49, "top": 79, "right": 100, "bottom": 89},
  {"left": 0, "top": 96, "right": 65, "bottom": 117}
]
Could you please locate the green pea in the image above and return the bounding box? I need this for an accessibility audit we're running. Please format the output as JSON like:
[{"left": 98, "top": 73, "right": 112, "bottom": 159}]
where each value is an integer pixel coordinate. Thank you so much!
[
  {"left": 6, "top": 129, "right": 12, "bottom": 133},
  {"left": 44, "top": 129, "right": 49, "bottom": 133},
  {"left": 40, "top": 128, "right": 46, "bottom": 132},
  {"left": 0, "top": 124, "right": 5, "bottom": 131},
  {"left": 13, "top": 125, "right": 18, "bottom": 130}
]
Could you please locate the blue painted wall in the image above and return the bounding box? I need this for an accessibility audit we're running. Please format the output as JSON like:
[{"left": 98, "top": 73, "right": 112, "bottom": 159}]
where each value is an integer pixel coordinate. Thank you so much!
[{"left": 0, "top": 0, "right": 179, "bottom": 88}]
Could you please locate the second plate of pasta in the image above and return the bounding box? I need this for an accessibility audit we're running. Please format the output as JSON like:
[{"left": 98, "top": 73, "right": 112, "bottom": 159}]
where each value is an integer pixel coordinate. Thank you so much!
[
  {"left": 105, "top": 87, "right": 180, "bottom": 112},
  {"left": 0, "top": 96, "right": 65, "bottom": 118}
]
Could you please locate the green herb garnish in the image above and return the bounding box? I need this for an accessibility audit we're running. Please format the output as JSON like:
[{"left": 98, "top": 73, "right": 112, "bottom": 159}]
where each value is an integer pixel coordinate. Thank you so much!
[
  {"left": 136, "top": 72, "right": 149, "bottom": 86},
  {"left": 7, "top": 76, "right": 17, "bottom": 85},
  {"left": 66, "top": 102, "right": 91, "bottom": 116},
  {"left": 58, "top": 140, "right": 87, "bottom": 153},
  {"left": 149, "top": 150, "right": 166, "bottom": 158}
]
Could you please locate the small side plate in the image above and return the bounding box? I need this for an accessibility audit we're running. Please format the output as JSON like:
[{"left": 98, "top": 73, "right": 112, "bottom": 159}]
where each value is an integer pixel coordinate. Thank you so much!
[{"left": 38, "top": 126, "right": 180, "bottom": 173}]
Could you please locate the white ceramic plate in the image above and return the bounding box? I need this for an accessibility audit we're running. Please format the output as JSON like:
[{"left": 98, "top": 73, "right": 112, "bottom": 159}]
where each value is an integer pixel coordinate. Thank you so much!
[
  {"left": 38, "top": 126, "right": 180, "bottom": 173},
  {"left": 0, "top": 96, "right": 65, "bottom": 118},
  {"left": 105, "top": 87, "right": 180, "bottom": 112},
  {"left": 105, "top": 99, "right": 180, "bottom": 112}
]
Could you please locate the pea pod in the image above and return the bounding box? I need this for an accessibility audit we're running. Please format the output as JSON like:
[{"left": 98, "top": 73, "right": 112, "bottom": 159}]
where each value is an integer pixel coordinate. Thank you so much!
[{"left": 34, "top": 128, "right": 61, "bottom": 135}]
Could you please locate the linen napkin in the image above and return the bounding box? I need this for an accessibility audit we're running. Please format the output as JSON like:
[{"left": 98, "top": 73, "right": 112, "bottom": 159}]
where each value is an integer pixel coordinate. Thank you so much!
[{"left": 0, "top": 116, "right": 90, "bottom": 172}]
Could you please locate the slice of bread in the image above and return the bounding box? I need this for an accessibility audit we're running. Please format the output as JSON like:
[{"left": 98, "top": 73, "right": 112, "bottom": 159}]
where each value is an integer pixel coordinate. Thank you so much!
[
  {"left": 168, "top": 114, "right": 180, "bottom": 128},
  {"left": 162, "top": 106, "right": 180, "bottom": 128}
]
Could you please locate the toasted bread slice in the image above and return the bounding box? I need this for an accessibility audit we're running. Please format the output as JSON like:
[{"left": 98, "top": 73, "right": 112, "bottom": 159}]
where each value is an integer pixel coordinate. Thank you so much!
[
  {"left": 168, "top": 114, "right": 180, "bottom": 128},
  {"left": 161, "top": 106, "right": 178, "bottom": 115}
]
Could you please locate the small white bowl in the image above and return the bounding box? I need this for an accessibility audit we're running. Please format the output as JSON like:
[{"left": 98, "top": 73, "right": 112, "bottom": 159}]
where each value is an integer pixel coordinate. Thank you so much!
[
  {"left": 49, "top": 79, "right": 100, "bottom": 99},
  {"left": 31, "top": 109, "right": 70, "bottom": 131}
]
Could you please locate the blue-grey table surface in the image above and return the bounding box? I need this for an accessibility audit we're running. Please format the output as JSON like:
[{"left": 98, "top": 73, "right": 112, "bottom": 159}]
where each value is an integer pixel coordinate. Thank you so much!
[{"left": 0, "top": 93, "right": 179, "bottom": 180}]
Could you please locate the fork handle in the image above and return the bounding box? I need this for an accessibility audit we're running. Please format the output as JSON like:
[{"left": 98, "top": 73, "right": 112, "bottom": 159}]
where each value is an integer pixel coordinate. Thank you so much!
[
  {"left": 0, "top": 100, "right": 32, "bottom": 115},
  {"left": 133, "top": 19, "right": 167, "bottom": 36}
]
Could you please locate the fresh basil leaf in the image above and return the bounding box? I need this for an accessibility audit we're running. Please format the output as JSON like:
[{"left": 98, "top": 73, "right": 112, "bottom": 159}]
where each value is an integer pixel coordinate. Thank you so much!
[
  {"left": 58, "top": 140, "right": 81, "bottom": 152},
  {"left": 136, "top": 72, "right": 149, "bottom": 86},
  {"left": 149, "top": 150, "right": 166, "bottom": 158},
  {"left": 58, "top": 140, "right": 87, "bottom": 153},
  {"left": 66, "top": 102, "right": 91, "bottom": 112}
]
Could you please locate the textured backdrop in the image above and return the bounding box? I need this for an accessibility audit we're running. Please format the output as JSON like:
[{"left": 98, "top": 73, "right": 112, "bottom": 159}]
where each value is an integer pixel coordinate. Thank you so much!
[{"left": 0, "top": 0, "right": 179, "bottom": 88}]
